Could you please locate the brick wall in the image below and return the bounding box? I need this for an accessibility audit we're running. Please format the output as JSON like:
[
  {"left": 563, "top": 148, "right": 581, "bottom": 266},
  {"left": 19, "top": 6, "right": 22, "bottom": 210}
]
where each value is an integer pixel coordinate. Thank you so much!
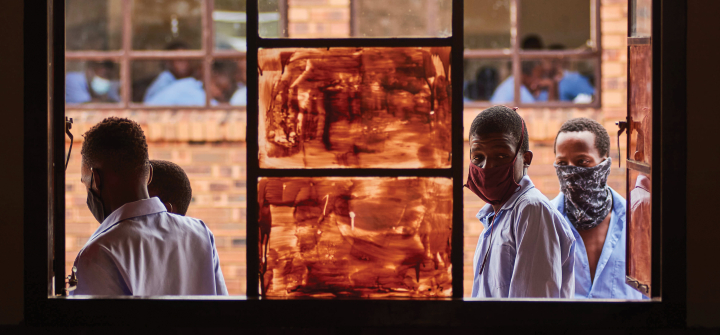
[{"left": 64, "top": 0, "right": 629, "bottom": 298}]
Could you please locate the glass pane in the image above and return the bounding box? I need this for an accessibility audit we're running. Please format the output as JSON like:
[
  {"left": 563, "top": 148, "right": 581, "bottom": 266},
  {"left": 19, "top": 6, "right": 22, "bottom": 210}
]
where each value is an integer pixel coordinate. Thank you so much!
[
  {"left": 132, "top": 0, "right": 203, "bottom": 50},
  {"left": 135, "top": 59, "right": 244, "bottom": 106},
  {"left": 354, "top": 0, "right": 451, "bottom": 38},
  {"left": 463, "top": 58, "right": 511, "bottom": 102},
  {"left": 258, "top": 0, "right": 451, "bottom": 38},
  {"left": 258, "top": 47, "right": 452, "bottom": 169},
  {"left": 131, "top": 59, "right": 202, "bottom": 104},
  {"left": 519, "top": 0, "right": 593, "bottom": 50},
  {"left": 630, "top": 0, "right": 652, "bottom": 38},
  {"left": 464, "top": 0, "right": 511, "bottom": 49},
  {"left": 66, "top": 0, "right": 122, "bottom": 51},
  {"left": 65, "top": 60, "right": 122, "bottom": 105},
  {"left": 628, "top": 45, "right": 652, "bottom": 165},
  {"left": 214, "top": 0, "right": 270, "bottom": 49},
  {"left": 513, "top": 58, "right": 597, "bottom": 103},
  {"left": 258, "top": 177, "right": 453, "bottom": 298}
]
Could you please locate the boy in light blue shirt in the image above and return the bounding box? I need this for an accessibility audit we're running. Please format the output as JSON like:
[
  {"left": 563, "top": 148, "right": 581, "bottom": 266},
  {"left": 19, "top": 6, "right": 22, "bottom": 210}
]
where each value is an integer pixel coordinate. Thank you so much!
[{"left": 551, "top": 118, "right": 645, "bottom": 299}]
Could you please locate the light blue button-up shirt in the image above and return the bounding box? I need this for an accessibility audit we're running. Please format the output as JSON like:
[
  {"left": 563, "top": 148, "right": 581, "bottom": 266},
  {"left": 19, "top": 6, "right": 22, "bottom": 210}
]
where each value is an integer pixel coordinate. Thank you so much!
[
  {"left": 143, "top": 70, "right": 176, "bottom": 102},
  {"left": 145, "top": 77, "right": 218, "bottom": 106},
  {"left": 490, "top": 75, "right": 549, "bottom": 104},
  {"left": 72, "top": 197, "right": 228, "bottom": 296},
  {"left": 471, "top": 176, "right": 576, "bottom": 298},
  {"left": 552, "top": 188, "right": 646, "bottom": 299}
]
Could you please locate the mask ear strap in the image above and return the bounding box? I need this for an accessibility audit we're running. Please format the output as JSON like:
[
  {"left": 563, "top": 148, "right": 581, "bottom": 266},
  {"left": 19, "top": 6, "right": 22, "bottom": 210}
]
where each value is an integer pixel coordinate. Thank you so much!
[{"left": 515, "top": 119, "right": 525, "bottom": 156}]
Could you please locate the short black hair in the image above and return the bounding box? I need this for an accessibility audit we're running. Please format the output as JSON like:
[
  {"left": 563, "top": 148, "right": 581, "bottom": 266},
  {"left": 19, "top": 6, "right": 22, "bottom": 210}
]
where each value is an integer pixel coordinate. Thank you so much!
[
  {"left": 554, "top": 117, "right": 611, "bottom": 157},
  {"left": 469, "top": 105, "right": 529, "bottom": 153},
  {"left": 521, "top": 35, "right": 544, "bottom": 50},
  {"left": 148, "top": 160, "right": 193, "bottom": 216},
  {"left": 165, "top": 40, "right": 190, "bottom": 51},
  {"left": 81, "top": 117, "right": 149, "bottom": 177}
]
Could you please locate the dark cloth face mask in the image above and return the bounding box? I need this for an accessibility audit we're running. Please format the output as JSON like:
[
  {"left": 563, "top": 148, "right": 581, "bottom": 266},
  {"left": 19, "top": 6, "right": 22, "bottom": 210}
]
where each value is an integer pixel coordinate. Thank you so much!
[
  {"left": 554, "top": 157, "right": 613, "bottom": 230},
  {"left": 464, "top": 120, "right": 525, "bottom": 206},
  {"left": 86, "top": 171, "right": 106, "bottom": 224}
]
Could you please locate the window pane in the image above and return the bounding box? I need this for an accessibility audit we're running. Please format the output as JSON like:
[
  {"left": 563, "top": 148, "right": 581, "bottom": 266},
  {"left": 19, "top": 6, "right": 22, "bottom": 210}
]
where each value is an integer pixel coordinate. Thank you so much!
[
  {"left": 464, "top": 0, "right": 511, "bottom": 49},
  {"left": 354, "top": 0, "right": 451, "bottom": 38},
  {"left": 630, "top": 0, "right": 652, "bottom": 38},
  {"left": 519, "top": 0, "right": 592, "bottom": 50},
  {"left": 131, "top": 59, "right": 202, "bottom": 104},
  {"left": 258, "top": 47, "right": 452, "bottom": 169},
  {"left": 258, "top": 0, "right": 451, "bottom": 38},
  {"left": 259, "top": 177, "right": 453, "bottom": 298},
  {"left": 463, "top": 58, "right": 512, "bottom": 102},
  {"left": 65, "top": 60, "right": 122, "bottom": 105},
  {"left": 517, "top": 58, "right": 597, "bottom": 103},
  {"left": 66, "top": 0, "right": 122, "bottom": 51},
  {"left": 132, "top": 0, "right": 203, "bottom": 50}
]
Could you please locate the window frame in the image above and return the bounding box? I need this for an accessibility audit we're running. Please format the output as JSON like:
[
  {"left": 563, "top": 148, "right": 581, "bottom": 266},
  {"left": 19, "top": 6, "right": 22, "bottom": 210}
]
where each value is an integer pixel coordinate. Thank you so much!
[
  {"left": 24, "top": 0, "right": 688, "bottom": 328},
  {"left": 461, "top": 0, "right": 602, "bottom": 109}
]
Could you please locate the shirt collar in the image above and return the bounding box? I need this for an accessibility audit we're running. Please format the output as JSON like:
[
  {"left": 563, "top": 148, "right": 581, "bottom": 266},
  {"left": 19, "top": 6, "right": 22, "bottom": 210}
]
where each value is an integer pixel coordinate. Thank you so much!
[
  {"left": 90, "top": 197, "right": 166, "bottom": 241},
  {"left": 475, "top": 175, "right": 535, "bottom": 229}
]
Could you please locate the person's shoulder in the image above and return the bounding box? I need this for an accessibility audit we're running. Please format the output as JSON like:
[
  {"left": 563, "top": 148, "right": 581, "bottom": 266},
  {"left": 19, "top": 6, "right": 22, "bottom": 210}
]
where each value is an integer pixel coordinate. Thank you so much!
[
  {"left": 515, "top": 187, "right": 555, "bottom": 211},
  {"left": 549, "top": 192, "right": 564, "bottom": 209}
]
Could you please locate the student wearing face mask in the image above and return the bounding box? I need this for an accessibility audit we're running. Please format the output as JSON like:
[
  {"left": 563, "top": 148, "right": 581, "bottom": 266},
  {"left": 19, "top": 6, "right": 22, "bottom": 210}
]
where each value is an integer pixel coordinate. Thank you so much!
[
  {"left": 551, "top": 118, "right": 644, "bottom": 299},
  {"left": 467, "top": 106, "right": 576, "bottom": 298},
  {"left": 65, "top": 61, "right": 121, "bottom": 104},
  {"left": 72, "top": 117, "right": 227, "bottom": 296}
]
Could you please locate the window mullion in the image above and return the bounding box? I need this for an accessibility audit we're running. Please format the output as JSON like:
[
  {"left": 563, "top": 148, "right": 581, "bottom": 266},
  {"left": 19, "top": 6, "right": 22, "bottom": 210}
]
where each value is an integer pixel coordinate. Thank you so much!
[
  {"left": 511, "top": 0, "right": 521, "bottom": 106},
  {"left": 202, "top": 0, "right": 213, "bottom": 108},
  {"left": 121, "top": 0, "right": 132, "bottom": 109}
]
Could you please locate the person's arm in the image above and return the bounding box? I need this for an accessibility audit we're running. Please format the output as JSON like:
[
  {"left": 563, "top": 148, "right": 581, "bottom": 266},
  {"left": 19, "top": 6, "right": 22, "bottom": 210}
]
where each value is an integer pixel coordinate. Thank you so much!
[
  {"left": 73, "top": 244, "right": 131, "bottom": 296},
  {"left": 507, "top": 200, "right": 574, "bottom": 298},
  {"left": 207, "top": 228, "right": 229, "bottom": 295}
]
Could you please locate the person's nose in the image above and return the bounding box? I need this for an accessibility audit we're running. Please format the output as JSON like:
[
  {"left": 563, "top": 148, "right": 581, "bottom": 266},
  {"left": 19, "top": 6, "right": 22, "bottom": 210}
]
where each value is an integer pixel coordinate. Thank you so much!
[{"left": 483, "top": 158, "right": 501, "bottom": 169}]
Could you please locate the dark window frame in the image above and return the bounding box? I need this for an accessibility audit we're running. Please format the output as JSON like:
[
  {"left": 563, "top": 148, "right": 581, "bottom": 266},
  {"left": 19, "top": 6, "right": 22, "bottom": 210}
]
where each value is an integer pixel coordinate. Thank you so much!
[
  {"left": 24, "top": 0, "right": 687, "bottom": 328},
  {"left": 461, "top": 0, "right": 603, "bottom": 109}
]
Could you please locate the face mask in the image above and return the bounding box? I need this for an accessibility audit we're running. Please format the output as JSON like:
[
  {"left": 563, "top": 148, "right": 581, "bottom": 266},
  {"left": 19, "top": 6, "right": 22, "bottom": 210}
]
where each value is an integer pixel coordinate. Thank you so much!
[
  {"left": 465, "top": 120, "right": 525, "bottom": 206},
  {"left": 554, "top": 157, "right": 613, "bottom": 230},
  {"left": 86, "top": 171, "right": 106, "bottom": 224},
  {"left": 90, "top": 76, "right": 111, "bottom": 95}
]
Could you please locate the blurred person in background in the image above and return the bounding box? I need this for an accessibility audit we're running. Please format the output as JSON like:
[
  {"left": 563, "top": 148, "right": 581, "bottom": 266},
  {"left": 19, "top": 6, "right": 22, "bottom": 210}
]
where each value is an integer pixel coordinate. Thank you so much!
[
  {"left": 148, "top": 160, "right": 193, "bottom": 216},
  {"left": 66, "top": 61, "right": 120, "bottom": 104},
  {"left": 145, "top": 62, "right": 233, "bottom": 106},
  {"left": 230, "top": 55, "right": 247, "bottom": 106},
  {"left": 551, "top": 118, "right": 643, "bottom": 299},
  {"left": 143, "top": 41, "right": 196, "bottom": 102}
]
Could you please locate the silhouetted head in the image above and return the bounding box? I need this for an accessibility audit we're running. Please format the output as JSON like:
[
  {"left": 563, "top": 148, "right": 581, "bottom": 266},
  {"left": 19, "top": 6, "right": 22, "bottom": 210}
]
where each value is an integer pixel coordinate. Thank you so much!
[{"left": 148, "top": 160, "right": 192, "bottom": 215}]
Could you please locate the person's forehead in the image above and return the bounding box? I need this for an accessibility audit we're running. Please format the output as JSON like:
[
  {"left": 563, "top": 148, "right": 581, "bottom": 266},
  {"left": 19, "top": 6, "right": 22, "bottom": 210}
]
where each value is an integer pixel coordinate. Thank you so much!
[
  {"left": 556, "top": 131, "right": 595, "bottom": 147},
  {"left": 470, "top": 132, "right": 516, "bottom": 146}
]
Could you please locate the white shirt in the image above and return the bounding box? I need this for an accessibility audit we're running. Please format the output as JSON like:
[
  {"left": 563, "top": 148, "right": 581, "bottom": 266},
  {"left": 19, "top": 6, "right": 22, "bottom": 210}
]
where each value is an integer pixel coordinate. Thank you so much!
[
  {"left": 72, "top": 197, "right": 228, "bottom": 296},
  {"left": 471, "top": 176, "right": 576, "bottom": 298}
]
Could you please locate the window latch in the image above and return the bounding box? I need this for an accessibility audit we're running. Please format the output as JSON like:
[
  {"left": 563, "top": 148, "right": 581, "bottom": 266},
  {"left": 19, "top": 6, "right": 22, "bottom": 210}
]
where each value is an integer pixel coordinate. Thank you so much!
[{"left": 65, "top": 117, "right": 73, "bottom": 171}]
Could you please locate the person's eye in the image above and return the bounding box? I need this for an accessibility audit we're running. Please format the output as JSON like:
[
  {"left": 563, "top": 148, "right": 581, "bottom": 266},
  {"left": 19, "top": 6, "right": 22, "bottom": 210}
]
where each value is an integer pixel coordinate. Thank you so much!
[{"left": 556, "top": 161, "right": 567, "bottom": 166}]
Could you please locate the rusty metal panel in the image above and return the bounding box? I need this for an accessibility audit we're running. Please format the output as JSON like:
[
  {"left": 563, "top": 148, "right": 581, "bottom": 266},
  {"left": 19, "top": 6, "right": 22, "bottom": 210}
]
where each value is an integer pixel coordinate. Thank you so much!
[
  {"left": 258, "top": 177, "right": 453, "bottom": 298},
  {"left": 626, "top": 41, "right": 652, "bottom": 297}
]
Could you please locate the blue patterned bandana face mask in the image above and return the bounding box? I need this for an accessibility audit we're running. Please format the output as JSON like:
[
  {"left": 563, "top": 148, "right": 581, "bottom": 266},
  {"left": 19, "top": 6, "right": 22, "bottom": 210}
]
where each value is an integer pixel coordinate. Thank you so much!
[{"left": 554, "top": 157, "right": 613, "bottom": 231}]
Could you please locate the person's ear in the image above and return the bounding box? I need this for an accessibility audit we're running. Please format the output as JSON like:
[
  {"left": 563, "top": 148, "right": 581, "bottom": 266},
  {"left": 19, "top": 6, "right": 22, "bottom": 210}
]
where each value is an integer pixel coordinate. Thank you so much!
[
  {"left": 163, "top": 202, "right": 174, "bottom": 214},
  {"left": 147, "top": 163, "right": 154, "bottom": 185},
  {"left": 523, "top": 150, "right": 534, "bottom": 167},
  {"left": 91, "top": 168, "right": 102, "bottom": 192}
]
